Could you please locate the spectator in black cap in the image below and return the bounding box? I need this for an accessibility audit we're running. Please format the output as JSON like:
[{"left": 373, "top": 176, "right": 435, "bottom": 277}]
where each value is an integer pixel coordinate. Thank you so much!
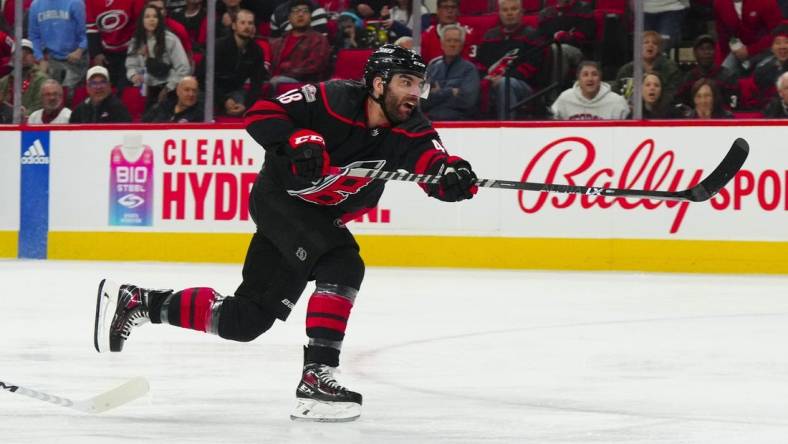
[{"left": 675, "top": 34, "right": 738, "bottom": 109}]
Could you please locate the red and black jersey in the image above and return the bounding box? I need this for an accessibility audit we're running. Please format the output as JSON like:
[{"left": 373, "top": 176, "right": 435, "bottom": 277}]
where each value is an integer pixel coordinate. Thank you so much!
[
  {"left": 86, "top": 0, "right": 145, "bottom": 54},
  {"left": 477, "top": 24, "right": 545, "bottom": 83},
  {"left": 245, "top": 80, "right": 451, "bottom": 216}
]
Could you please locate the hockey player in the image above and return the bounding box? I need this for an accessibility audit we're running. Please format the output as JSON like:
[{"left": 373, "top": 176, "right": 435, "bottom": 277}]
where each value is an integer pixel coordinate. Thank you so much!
[{"left": 93, "top": 44, "right": 478, "bottom": 422}]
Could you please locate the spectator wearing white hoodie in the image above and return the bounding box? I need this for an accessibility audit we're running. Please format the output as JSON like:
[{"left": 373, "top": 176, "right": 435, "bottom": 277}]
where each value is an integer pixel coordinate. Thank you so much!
[{"left": 551, "top": 61, "right": 630, "bottom": 120}]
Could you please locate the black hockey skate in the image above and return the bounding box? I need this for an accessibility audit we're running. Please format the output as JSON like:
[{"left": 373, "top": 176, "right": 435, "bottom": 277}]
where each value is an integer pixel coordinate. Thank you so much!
[
  {"left": 94, "top": 279, "right": 150, "bottom": 353},
  {"left": 290, "top": 362, "right": 363, "bottom": 422}
]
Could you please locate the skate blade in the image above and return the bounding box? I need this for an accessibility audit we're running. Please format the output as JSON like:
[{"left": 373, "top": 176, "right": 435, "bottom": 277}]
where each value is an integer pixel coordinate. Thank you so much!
[
  {"left": 93, "top": 279, "right": 120, "bottom": 353},
  {"left": 290, "top": 398, "right": 361, "bottom": 422}
]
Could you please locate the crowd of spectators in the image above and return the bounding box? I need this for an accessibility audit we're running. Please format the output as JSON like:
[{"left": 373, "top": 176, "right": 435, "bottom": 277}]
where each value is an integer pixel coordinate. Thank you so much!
[{"left": 0, "top": 0, "right": 786, "bottom": 123}]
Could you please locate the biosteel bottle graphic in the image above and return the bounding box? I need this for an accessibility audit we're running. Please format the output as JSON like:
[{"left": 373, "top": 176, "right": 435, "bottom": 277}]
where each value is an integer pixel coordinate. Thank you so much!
[{"left": 109, "top": 134, "right": 154, "bottom": 226}]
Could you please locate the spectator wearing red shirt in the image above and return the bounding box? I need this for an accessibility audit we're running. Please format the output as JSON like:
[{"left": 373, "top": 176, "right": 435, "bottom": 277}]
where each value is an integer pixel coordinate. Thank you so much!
[
  {"left": 269, "top": 0, "right": 331, "bottom": 89},
  {"left": 714, "top": 0, "right": 784, "bottom": 76},
  {"left": 86, "top": 0, "right": 146, "bottom": 91},
  {"left": 421, "top": 0, "right": 481, "bottom": 65}
]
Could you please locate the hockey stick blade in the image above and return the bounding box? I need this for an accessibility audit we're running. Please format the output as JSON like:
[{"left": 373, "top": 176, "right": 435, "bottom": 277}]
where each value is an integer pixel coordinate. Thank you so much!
[
  {"left": 684, "top": 137, "right": 749, "bottom": 202},
  {"left": 0, "top": 377, "right": 149, "bottom": 414},
  {"left": 327, "top": 138, "right": 749, "bottom": 202}
]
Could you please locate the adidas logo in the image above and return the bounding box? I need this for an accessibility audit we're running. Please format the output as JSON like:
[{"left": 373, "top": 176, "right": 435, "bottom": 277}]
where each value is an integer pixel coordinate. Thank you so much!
[{"left": 21, "top": 139, "right": 49, "bottom": 165}]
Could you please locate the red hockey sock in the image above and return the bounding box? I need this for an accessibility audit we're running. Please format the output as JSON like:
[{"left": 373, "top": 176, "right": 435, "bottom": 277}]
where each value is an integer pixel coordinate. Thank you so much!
[
  {"left": 305, "top": 283, "right": 357, "bottom": 350},
  {"left": 160, "top": 287, "right": 223, "bottom": 334}
]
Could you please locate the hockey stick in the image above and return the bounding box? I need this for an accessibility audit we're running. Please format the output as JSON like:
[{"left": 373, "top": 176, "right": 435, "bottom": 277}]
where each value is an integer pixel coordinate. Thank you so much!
[
  {"left": 328, "top": 138, "right": 749, "bottom": 202},
  {"left": 0, "top": 377, "right": 149, "bottom": 413}
]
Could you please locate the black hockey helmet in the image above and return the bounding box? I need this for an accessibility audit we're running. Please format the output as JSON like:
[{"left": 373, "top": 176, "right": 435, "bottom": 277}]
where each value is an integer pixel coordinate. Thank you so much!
[{"left": 363, "top": 44, "right": 428, "bottom": 95}]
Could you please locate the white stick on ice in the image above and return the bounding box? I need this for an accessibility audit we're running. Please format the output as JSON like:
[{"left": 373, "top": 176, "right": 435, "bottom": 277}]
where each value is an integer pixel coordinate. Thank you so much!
[{"left": 0, "top": 377, "right": 149, "bottom": 413}]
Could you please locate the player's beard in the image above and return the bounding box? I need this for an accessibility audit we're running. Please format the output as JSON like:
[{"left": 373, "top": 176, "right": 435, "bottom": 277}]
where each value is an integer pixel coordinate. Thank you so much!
[{"left": 383, "top": 89, "right": 416, "bottom": 125}]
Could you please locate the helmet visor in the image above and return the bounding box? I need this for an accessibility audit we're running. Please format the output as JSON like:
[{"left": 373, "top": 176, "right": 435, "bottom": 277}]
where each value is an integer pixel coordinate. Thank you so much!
[{"left": 419, "top": 82, "right": 431, "bottom": 99}]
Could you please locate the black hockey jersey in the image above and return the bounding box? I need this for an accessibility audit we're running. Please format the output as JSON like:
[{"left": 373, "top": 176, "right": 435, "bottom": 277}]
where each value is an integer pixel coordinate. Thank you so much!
[{"left": 244, "top": 80, "right": 452, "bottom": 216}]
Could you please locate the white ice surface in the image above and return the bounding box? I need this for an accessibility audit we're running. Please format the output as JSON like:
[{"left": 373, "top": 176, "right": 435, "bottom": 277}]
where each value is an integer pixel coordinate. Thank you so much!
[{"left": 1, "top": 260, "right": 788, "bottom": 443}]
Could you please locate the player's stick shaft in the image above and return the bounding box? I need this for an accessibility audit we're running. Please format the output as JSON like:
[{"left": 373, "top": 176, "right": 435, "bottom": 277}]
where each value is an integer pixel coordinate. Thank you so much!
[{"left": 328, "top": 138, "right": 749, "bottom": 203}]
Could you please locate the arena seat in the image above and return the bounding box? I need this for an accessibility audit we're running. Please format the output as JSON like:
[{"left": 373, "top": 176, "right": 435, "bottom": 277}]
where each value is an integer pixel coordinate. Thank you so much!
[
  {"left": 71, "top": 86, "right": 88, "bottom": 108},
  {"left": 460, "top": 0, "right": 492, "bottom": 15},
  {"left": 460, "top": 13, "right": 499, "bottom": 38},
  {"left": 594, "top": 0, "right": 626, "bottom": 13},
  {"left": 478, "top": 77, "right": 491, "bottom": 115},
  {"left": 737, "top": 76, "right": 761, "bottom": 110},
  {"left": 522, "top": 13, "right": 539, "bottom": 28},
  {"left": 257, "top": 21, "right": 271, "bottom": 37},
  {"left": 120, "top": 87, "right": 147, "bottom": 122},
  {"left": 332, "top": 48, "right": 374, "bottom": 80},
  {"left": 733, "top": 111, "right": 765, "bottom": 119},
  {"left": 522, "top": 0, "right": 542, "bottom": 13}
]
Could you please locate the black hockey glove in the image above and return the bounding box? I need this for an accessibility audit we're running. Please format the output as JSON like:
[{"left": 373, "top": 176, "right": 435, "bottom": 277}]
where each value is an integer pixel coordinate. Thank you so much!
[
  {"left": 287, "top": 129, "right": 331, "bottom": 181},
  {"left": 431, "top": 158, "right": 478, "bottom": 202}
]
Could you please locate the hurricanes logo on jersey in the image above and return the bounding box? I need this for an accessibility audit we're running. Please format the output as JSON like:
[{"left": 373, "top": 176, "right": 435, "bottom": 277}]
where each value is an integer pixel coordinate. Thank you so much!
[
  {"left": 287, "top": 160, "right": 386, "bottom": 205},
  {"left": 97, "top": 10, "right": 128, "bottom": 32}
]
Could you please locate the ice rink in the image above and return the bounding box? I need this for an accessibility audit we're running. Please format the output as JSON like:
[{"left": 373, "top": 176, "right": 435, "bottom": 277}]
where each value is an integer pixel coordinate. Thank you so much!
[{"left": 1, "top": 259, "right": 787, "bottom": 443}]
